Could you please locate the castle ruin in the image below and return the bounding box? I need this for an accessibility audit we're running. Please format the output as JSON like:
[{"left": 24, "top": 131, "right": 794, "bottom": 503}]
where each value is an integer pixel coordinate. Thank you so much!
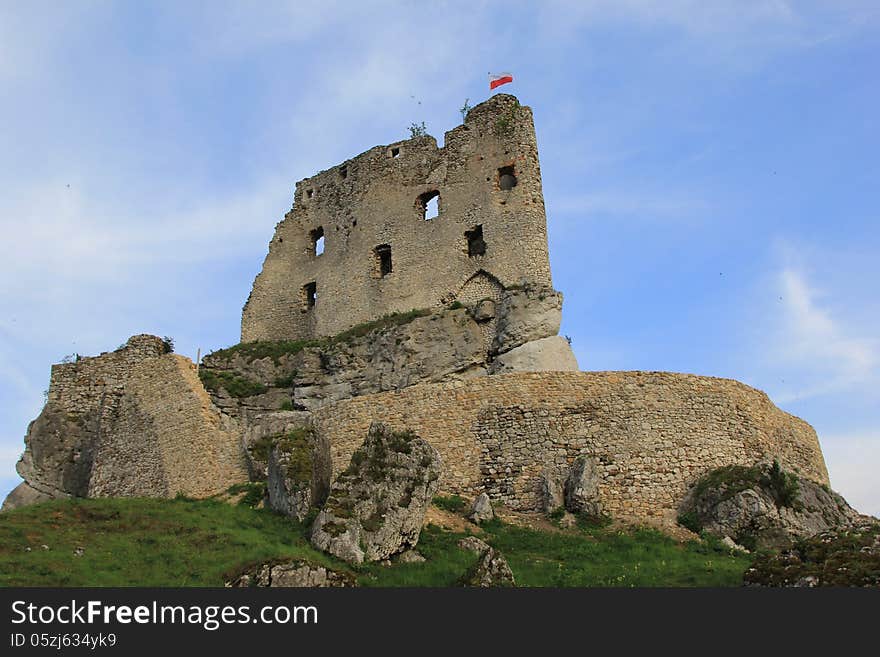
[
  {"left": 3, "top": 94, "right": 835, "bottom": 532},
  {"left": 242, "top": 94, "right": 553, "bottom": 348}
]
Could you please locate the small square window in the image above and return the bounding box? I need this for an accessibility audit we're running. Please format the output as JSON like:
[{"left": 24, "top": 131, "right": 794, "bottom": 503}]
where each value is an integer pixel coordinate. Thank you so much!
[
  {"left": 373, "top": 244, "right": 392, "bottom": 278},
  {"left": 310, "top": 227, "right": 325, "bottom": 256},
  {"left": 466, "top": 225, "right": 486, "bottom": 257},
  {"left": 391, "top": 147, "right": 400, "bottom": 158},
  {"left": 302, "top": 282, "right": 317, "bottom": 309}
]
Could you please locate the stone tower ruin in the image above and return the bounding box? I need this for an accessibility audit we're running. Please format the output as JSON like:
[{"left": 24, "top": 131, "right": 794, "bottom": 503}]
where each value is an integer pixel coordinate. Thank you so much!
[{"left": 241, "top": 94, "right": 553, "bottom": 343}]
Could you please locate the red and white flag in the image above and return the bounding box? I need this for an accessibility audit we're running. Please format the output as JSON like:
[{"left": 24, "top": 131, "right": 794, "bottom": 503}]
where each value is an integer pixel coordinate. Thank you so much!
[{"left": 489, "top": 72, "right": 513, "bottom": 90}]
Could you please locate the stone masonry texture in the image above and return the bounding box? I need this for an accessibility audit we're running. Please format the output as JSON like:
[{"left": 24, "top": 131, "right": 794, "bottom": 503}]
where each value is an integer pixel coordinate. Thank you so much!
[
  {"left": 241, "top": 94, "right": 552, "bottom": 342},
  {"left": 311, "top": 371, "right": 829, "bottom": 523}
]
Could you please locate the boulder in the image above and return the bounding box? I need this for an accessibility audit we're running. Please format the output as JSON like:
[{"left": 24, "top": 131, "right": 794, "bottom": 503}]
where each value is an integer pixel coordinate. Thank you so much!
[
  {"left": 460, "top": 547, "right": 516, "bottom": 587},
  {"left": 226, "top": 559, "right": 355, "bottom": 587},
  {"left": 266, "top": 427, "right": 331, "bottom": 521},
  {"left": 564, "top": 456, "right": 603, "bottom": 517},
  {"left": 458, "top": 536, "right": 492, "bottom": 554},
  {"left": 679, "top": 462, "right": 862, "bottom": 550},
  {"left": 15, "top": 403, "right": 92, "bottom": 499},
  {"left": 539, "top": 466, "right": 564, "bottom": 513},
  {"left": 489, "top": 336, "right": 578, "bottom": 374},
  {"left": 396, "top": 550, "right": 426, "bottom": 564},
  {"left": 310, "top": 422, "right": 442, "bottom": 564},
  {"left": 1, "top": 482, "right": 55, "bottom": 512},
  {"left": 468, "top": 492, "right": 494, "bottom": 524},
  {"left": 492, "top": 286, "right": 563, "bottom": 354}
]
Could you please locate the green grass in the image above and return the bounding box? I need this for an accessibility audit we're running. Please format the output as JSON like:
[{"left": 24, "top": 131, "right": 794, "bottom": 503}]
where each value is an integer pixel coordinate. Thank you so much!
[
  {"left": 206, "top": 309, "right": 432, "bottom": 365},
  {"left": 0, "top": 498, "right": 752, "bottom": 587},
  {"left": 198, "top": 369, "right": 268, "bottom": 398}
]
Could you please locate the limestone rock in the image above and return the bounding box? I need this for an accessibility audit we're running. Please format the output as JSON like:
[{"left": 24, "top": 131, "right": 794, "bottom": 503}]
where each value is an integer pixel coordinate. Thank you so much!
[
  {"left": 489, "top": 336, "right": 578, "bottom": 374},
  {"left": 396, "top": 549, "right": 426, "bottom": 564},
  {"left": 15, "top": 403, "right": 92, "bottom": 499},
  {"left": 743, "top": 522, "right": 880, "bottom": 587},
  {"left": 540, "top": 466, "right": 564, "bottom": 513},
  {"left": 310, "top": 422, "right": 441, "bottom": 564},
  {"left": 457, "top": 536, "right": 491, "bottom": 554},
  {"left": 203, "top": 307, "right": 487, "bottom": 415},
  {"left": 468, "top": 492, "right": 494, "bottom": 524},
  {"left": 558, "top": 512, "right": 577, "bottom": 529},
  {"left": 1, "top": 482, "right": 55, "bottom": 512},
  {"left": 460, "top": 547, "right": 516, "bottom": 587},
  {"left": 564, "top": 456, "right": 603, "bottom": 517},
  {"left": 241, "top": 410, "right": 312, "bottom": 481},
  {"left": 266, "top": 427, "right": 331, "bottom": 521},
  {"left": 679, "top": 462, "right": 862, "bottom": 550},
  {"left": 226, "top": 559, "right": 355, "bottom": 587},
  {"left": 492, "top": 286, "right": 563, "bottom": 355}
]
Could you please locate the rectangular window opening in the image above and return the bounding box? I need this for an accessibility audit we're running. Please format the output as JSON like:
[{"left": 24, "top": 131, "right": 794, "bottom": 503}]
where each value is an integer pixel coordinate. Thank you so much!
[
  {"left": 391, "top": 147, "right": 400, "bottom": 158},
  {"left": 310, "top": 226, "right": 325, "bottom": 256},
  {"left": 466, "top": 225, "right": 486, "bottom": 257},
  {"left": 302, "top": 281, "right": 317, "bottom": 309},
  {"left": 418, "top": 191, "right": 440, "bottom": 220},
  {"left": 374, "top": 244, "right": 393, "bottom": 278}
]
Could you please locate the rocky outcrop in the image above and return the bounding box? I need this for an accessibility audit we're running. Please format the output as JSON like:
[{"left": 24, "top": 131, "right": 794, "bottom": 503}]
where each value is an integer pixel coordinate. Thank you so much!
[
  {"left": 202, "top": 287, "right": 578, "bottom": 419},
  {"left": 492, "top": 286, "right": 563, "bottom": 354},
  {"left": 266, "top": 428, "right": 331, "bottom": 521},
  {"left": 0, "top": 482, "right": 54, "bottom": 512},
  {"left": 678, "top": 462, "right": 861, "bottom": 550},
  {"left": 226, "top": 559, "right": 355, "bottom": 587},
  {"left": 240, "top": 410, "right": 312, "bottom": 481},
  {"left": 4, "top": 335, "right": 249, "bottom": 511},
  {"left": 564, "top": 456, "right": 603, "bottom": 517},
  {"left": 460, "top": 547, "right": 516, "bottom": 587},
  {"left": 744, "top": 522, "right": 880, "bottom": 587},
  {"left": 468, "top": 493, "right": 494, "bottom": 524},
  {"left": 310, "top": 422, "right": 441, "bottom": 564},
  {"left": 490, "top": 336, "right": 578, "bottom": 374},
  {"left": 539, "top": 466, "right": 564, "bottom": 514},
  {"left": 15, "top": 404, "right": 92, "bottom": 499}
]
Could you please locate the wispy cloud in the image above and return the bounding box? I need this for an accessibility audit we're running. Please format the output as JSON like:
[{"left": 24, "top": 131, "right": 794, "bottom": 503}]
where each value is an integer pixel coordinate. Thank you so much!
[
  {"left": 821, "top": 429, "right": 880, "bottom": 517},
  {"left": 767, "top": 268, "right": 878, "bottom": 403}
]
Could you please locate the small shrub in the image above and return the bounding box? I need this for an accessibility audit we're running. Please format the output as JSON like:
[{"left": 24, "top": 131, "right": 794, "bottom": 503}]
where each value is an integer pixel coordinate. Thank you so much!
[
  {"left": 448, "top": 300, "right": 465, "bottom": 310},
  {"left": 765, "top": 460, "right": 800, "bottom": 509},
  {"left": 459, "top": 98, "right": 472, "bottom": 121},
  {"left": 433, "top": 495, "right": 468, "bottom": 514},
  {"left": 279, "top": 399, "right": 294, "bottom": 411},
  {"left": 161, "top": 336, "right": 174, "bottom": 353},
  {"left": 199, "top": 369, "right": 267, "bottom": 398},
  {"left": 677, "top": 511, "right": 702, "bottom": 534},
  {"left": 408, "top": 121, "right": 427, "bottom": 138}
]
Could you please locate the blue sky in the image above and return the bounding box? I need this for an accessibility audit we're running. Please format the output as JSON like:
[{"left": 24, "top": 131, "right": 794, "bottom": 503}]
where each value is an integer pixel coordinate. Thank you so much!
[{"left": 1, "top": 1, "right": 878, "bottom": 515}]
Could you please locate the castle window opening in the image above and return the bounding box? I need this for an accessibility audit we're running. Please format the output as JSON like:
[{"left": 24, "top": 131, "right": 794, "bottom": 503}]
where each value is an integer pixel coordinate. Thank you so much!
[
  {"left": 418, "top": 190, "right": 440, "bottom": 220},
  {"left": 390, "top": 147, "right": 400, "bottom": 158},
  {"left": 374, "top": 244, "right": 393, "bottom": 278},
  {"left": 310, "top": 226, "right": 325, "bottom": 256},
  {"left": 339, "top": 166, "right": 348, "bottom": 179},
  {"left": 466, "top": 225, "right": 486, "bottom": 257},
  {"left": 302, "top": 282, "right": 317, "bottom": 309},
  {"left": 306, "top": 188, "right": 314, "bottom": 199},
  {"left": 498, "top": 165, "right": 517, "bottom": 190}
]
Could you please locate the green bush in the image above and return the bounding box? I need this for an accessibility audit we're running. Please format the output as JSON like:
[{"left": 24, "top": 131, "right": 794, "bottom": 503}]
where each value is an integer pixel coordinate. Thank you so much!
[{"left": 433, "top": 494, "right": 468, "bottom": 514}]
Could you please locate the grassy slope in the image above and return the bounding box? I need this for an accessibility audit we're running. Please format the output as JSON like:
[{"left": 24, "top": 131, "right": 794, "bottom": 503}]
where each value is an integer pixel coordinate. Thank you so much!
[{"left": 0, "top": 498, "right": 751, "bottom": 587}]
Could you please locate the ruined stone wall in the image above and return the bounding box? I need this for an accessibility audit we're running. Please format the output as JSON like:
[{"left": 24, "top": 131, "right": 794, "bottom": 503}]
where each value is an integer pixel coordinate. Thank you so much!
[
  {"left": 47, "top": 334, "right": 167, "bottom": 425},
  {"left": 87, "top": 355, "right": 248, "bottom": 498},
  {"left": 242, "top": 94, "right": 552, "bottom": 342},
  {"left": 14, "top": 335, "right": 248, "bottom": 503},
  {"left": 311, "top": 372, "right": 829, "bottom": 522}
]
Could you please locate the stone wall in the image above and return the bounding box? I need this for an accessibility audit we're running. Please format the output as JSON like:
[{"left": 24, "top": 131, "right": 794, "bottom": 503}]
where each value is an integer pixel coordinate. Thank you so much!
[
  {"left": 11, "top": 335, "right": 248, "bottom": 504},
  {"left": 241, "top": 94, "right": 553, "bottom": 342},
  {"left": 87, "top": 354, "right": 248, "bottom": 498},
  {"left": 311, "top": 371, "right": 829, "bottom": 522}
]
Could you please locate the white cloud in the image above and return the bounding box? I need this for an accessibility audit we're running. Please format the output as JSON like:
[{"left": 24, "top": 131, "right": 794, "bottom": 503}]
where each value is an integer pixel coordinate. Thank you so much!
[
  {"left": 821, "top": 430, "right": 880, "bottom": 518},
  {"left": 768, "top": 268, "right": 878, "bottom": 403}
]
